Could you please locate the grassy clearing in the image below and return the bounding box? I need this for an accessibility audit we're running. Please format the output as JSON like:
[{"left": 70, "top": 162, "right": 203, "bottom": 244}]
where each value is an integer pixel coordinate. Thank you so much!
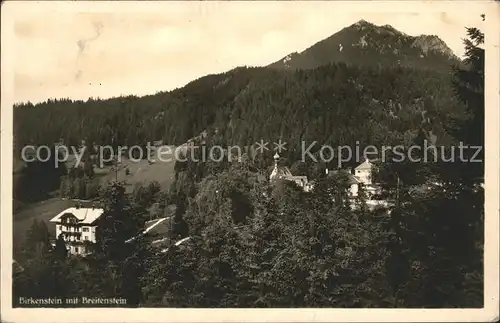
[
  {"left": 13, "top": 156, "right": 176, "bottom": 253},
  {"left": 96, "top": 156, "right": 176, "bottom": 193}
]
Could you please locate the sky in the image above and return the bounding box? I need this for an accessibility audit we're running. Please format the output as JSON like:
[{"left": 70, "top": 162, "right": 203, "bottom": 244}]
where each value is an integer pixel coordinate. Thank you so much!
[{"left": 8, "top": 1, "right": 488, "bottom": 104}]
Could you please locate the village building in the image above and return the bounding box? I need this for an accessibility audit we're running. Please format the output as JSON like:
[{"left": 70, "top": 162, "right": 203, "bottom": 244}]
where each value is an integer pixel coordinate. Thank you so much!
[
  {"left": 269, "top": 153, "right": 314, "bottom": 192},
  {"left": 325, "top": 168, "right": 362, "bottom": 198},
  {"left": 353, "top": 159, "right": 381, "bottom": 198},
  {"left": 354, "top": 160, "right": 373, "bottom": 185},
  {"left": 49, "top": 202, "right": 179, "bottom": 256},
  {"left": 49, "top": 207, "right": 104, "bottom": 256},
  {"left": 327, "top": 159, "right": 381, "bottom": 199}
]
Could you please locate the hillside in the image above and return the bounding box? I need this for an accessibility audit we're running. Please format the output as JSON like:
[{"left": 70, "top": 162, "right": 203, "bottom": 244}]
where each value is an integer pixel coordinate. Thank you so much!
[
  {"left": 269, "top": 20, "right": 460, "bottom": 72},
  {"left": 96, "top": 155, "right": 176, "bottom": 194},
  {"left": 13, "top": 21, "right": 462, "bottom": 152},
  {"left": 13, "top": 21, "right": 468, "bottom": 205}
]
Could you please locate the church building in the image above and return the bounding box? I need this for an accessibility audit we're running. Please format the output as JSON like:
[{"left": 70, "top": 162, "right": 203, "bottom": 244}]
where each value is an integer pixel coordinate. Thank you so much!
[{"left": 269, "top": 153, "right": 313, "bottom": 192}]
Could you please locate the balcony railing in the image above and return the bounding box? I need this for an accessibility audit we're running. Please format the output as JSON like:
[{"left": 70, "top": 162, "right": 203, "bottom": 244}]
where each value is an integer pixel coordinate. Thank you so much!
[{"left": 61, "top": 230, "right": 82, "bottom": 236}]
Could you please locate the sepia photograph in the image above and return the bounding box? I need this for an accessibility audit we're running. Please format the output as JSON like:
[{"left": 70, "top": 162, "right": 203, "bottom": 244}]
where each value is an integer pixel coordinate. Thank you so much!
[{"left": 1, "top": 1, "right": 499, "bottom": 322}]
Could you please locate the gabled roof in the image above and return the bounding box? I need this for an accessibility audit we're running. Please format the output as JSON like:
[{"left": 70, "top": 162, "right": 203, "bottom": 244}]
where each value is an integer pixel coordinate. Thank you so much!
[
  {"left": 347, "top": 174, "right": 362, "bottom": 185},
  {"left": 174, "top": 236, "right": 191, "bottom": 246},
  {"left": 355, "top": 160, "right": 372, "bottom": 170},
  {"left": 327, "top": 170, "right": 359, "bottom": 182},
  {"left": 270, "top": 165, "right": 293, "bottom": 179},
  {"left": 289, "top": 175, "right": 308, "bottom": 181},
  {"left": 49, "top": 207, "right": 104, "bottom": 225},
  {"left": 287, "top": 175, "right": 309, "bottom": 185},
  {"left": 144, "top": 217, "right": 170, "bottom": 236},
  {"left": 160, "top": 236, "right": 192, "bottom": 253},
  {"left": 126, "top": 216, "right": 171, "bottom": 243}
]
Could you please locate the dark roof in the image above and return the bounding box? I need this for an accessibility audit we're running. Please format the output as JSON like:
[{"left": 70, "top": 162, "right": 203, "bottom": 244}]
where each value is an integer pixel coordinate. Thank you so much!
[
  {"left": 328, "top": 170, "right": 361, "bottom": 185},
  {"left": 144, "top": 217, "right": 171, "bottom": 239},
  {"left": 355, "top": 160, "right": 372, "bottom": 170},
  {"left": 347, "top": 174, "right": 362, "bottom": 185}
]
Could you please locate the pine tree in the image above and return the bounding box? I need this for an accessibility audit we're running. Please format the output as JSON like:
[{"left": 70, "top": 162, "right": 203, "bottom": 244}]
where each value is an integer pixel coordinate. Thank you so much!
[
  {"left": 385, "top": 26, "right": 485, "bottom": 307},
  {"left": 59, "top": 176, "right": 71, "bottom": 198},
  {"left": 451, "top": 26, "right": 485, "bottom": 183},
  {"left": 24, "top": 220, "right": 51, "bottom": 257},
  {"left": 95, "top": 182, "right": 143, "bottom": 261},
  {"left": 92, "top": 182, "right": 148, "bottom": 303},
  {"left": 171, "top": 191, "right": 189, "bottom": 239},
  {"left": 54, "top": 233, "right": 68, "bottom": 260}
]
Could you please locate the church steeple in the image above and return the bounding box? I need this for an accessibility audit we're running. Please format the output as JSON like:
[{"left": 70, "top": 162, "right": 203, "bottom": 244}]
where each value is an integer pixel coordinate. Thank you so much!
[
  {"left": 273, "top": 152, "right": 280, "bottom": 166},
  {"left": 270, "top": 153, "right": 281, "bottom": 181}
]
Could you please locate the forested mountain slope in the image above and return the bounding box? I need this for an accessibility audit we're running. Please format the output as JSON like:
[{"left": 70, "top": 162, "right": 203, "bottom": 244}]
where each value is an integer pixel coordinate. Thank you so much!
[
  {"left": 13, "top": 22, "right": 466, "bottom": 203},
  {"left": 14, "top": 64, "right": 463, "bottom": 153},
  {"left": 14, "top": 21, "right": 462, "bottom": 154}
]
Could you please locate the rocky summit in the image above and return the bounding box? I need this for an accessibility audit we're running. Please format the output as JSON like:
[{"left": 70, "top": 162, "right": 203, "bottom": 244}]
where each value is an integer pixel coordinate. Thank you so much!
[{"left": 268, "top": 20, "right": 460, "bottom": 72}]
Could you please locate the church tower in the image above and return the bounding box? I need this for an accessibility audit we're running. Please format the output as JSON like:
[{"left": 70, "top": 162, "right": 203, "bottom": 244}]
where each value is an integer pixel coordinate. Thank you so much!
[
  {"left": 269, "top": 153, "right": 293, "bottom": 181},
  {"left": 269, "top": 153, "right": 280, "bottom": 181}
]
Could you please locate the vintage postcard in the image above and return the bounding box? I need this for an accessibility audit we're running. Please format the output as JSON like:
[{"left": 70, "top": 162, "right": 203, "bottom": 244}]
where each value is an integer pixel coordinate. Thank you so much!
[{"left": 1, "top": 1, "right": 499, "bottom": 322}]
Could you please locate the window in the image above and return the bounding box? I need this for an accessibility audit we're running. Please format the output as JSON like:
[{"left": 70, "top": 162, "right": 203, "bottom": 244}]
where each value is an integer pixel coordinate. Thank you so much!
[
  {"left": 82, "top": 227, "right": 89, "bottom": 232},
  {"left": 84, "top": 236, "right": 89, "bottom": 241},
  {"left": 76, "top": 236, "right": 80, "bottom": 240},
  {"left": 75, "top": 247, "right": 79, "bottom": 253}
]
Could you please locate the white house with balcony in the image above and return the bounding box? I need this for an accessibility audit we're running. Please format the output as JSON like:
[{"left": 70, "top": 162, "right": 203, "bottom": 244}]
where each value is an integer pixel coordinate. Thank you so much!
[{"left": 49, "top": 207, "right": 104, "bottom": 256}]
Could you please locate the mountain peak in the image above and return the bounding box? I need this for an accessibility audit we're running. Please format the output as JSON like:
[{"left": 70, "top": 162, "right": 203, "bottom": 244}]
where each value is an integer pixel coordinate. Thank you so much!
[
  {"left": 354, "top": 19, "right": 373, "bottom": 25},
  {"left": 268, "top": 20, "right": 459, "bottom": 71},
  {"left": 411, "top": 34, "right": 456, "bottom": 58},
  {"left": 351, "top": 19, "right": 377, "bottom": 30},
  {"left": 349, "top": 20, "right": 405, "bottom": 36}
]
